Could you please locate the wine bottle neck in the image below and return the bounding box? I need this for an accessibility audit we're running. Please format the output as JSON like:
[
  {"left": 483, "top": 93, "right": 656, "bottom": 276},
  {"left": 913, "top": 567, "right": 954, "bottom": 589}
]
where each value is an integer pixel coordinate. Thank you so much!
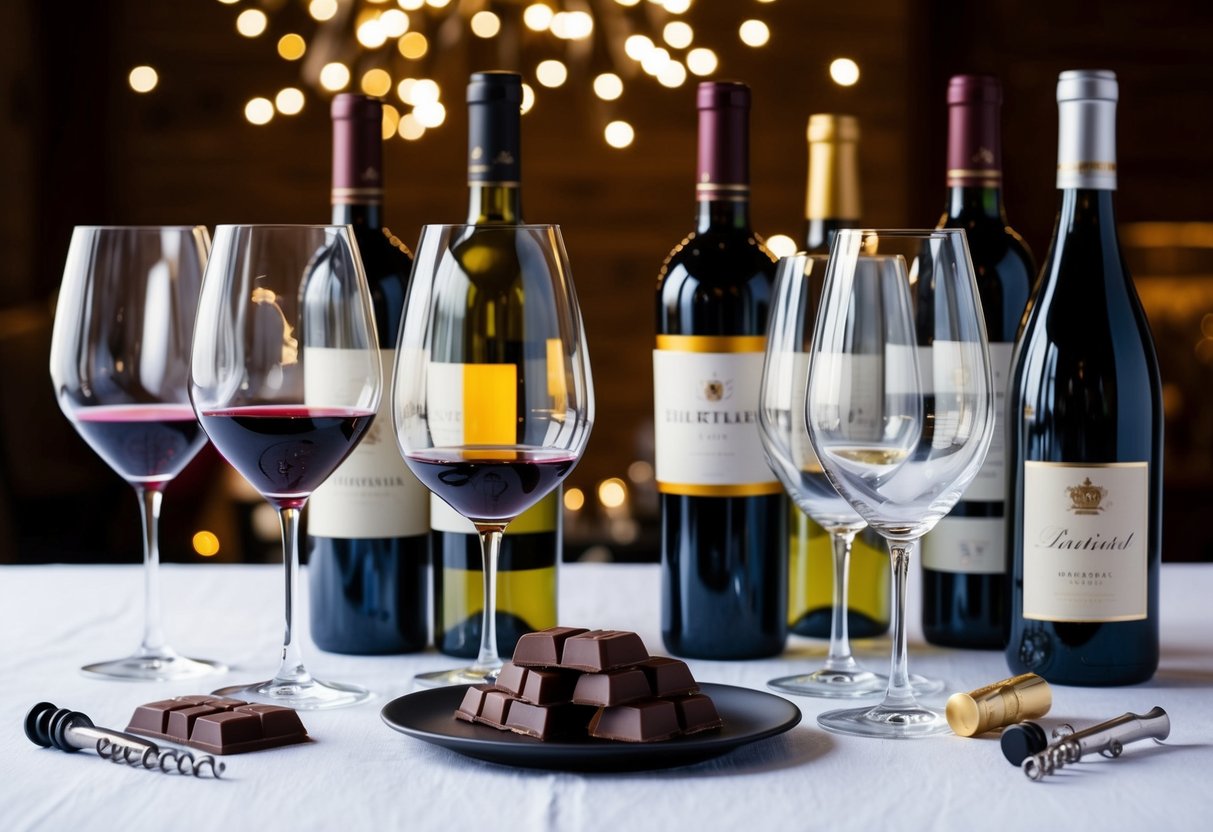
[
  {"left": 331, "top": 95, "right": 384, "bottom": 219},
  {"left": 945, "top": 186, "right": 1005, "bottom": 221},
  {"left": 804, "top": 218, "right": 860, "bottom": 254},
  {"left": 697, "top": 198, "right": 751, "bottom": 232},
  {"left": 466, "top": 184, "right": 523, "bottom": 225},
  {"left": 332, "top": 201, "right": 382, "bottom": 230},
  {"left": 1057, "top": 187, "right": 1118, "bottom": 236}
]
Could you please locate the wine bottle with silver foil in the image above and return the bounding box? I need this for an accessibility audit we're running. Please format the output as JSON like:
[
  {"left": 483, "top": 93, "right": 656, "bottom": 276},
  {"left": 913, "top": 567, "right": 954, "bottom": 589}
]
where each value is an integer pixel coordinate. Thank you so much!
[
  {"left": 655, "top": 81, "right": 787, "bottom": 659},
  {"left": 791, "top": 114, "right": 891, "bottom": 641},
  {"left": 1006, "top": 70, "right": 1162, "bottom": 685},
  {"left": 430, "top": 72, "right": 560, "bottom": 659},
  {"left": 922, "top": 76, "right": 1034, "bottom": 649},
  {"left": 307, "top": 94, "right": 430, "bottom": 654}
]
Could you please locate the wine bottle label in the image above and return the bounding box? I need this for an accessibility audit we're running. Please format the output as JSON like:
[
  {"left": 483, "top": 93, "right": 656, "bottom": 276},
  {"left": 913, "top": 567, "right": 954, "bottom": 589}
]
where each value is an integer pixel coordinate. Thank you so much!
[
  {"left": 653, "top": 335, "right": 781, "bottom": 496},
  {"left": 305, "top": 348, "right": 429, "bottom": 538},
  {"left": 430, "top": 491, "right": 558, "bottom": 536},
  {"left": 922, "top": 515, "right": 1004, "bottom": 574},
  {"left": 425, "top": 361, "right": 517, "bottom": 447},
  {"left": 1022, "top": 461, "right": 1148, "bottom": 622}
]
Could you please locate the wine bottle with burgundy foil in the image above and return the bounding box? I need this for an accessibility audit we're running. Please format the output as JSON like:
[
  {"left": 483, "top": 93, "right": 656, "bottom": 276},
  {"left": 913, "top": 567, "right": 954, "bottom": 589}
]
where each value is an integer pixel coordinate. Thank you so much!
[
  {"left": 1006, "top": 70, "right": 1162, "bottom": 685},
  {"left": 307, "top": 94, "right": 430, "bottom": 654},
  {"left": 430, "top": 71, "right": 560, "bottom": 659},
  {"left": 791, "top": 114, "right": 891, "bottom": 641},
  {"left": 921, "top": 75, "right": 1034, "bottom": 648},
  {"left": 655, "top": 81, "right": 787, "bottom": 659}
]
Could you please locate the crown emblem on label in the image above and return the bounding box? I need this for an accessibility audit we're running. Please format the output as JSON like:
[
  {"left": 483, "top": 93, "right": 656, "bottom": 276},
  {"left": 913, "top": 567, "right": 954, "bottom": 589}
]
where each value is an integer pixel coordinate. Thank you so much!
[
  {"left": 972, "top": 147, "right": 995, "bottom": 165},
  {"left": 1066, "top": 477, "right": 1106, "bottom": 515},
  {"left": 361, "top": 166, "right": 379, "bottom": 183},
  {"left": 701, "top": 377, "right": 732, "bottom": 402}
]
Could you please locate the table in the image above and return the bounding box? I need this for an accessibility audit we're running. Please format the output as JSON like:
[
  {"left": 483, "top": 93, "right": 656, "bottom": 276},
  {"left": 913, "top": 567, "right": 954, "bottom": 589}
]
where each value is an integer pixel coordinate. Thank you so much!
[{"left": 1, "top": 562, "right": 1209, "bottom": 831}]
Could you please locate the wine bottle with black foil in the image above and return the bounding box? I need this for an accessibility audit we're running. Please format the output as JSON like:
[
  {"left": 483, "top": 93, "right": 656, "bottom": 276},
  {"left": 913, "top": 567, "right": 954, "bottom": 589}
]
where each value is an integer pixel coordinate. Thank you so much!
[
  {"left": 921, "top": 76, "right": 1034, "bottom": 649},
  {"left": 430, "top": 71, "right": 559, "bottom": 659},
  {"left": 655, "top": 81, "right": 787, "bottom": 659},
  {"left": 791, "top": 114, "right": 890, "bottom": 641},
  {"left": 307, "top": 94, "right": 430, "bottom": 654},
  {"left": 1006, "top": 70, "right": 1162, "bottom": 685}
]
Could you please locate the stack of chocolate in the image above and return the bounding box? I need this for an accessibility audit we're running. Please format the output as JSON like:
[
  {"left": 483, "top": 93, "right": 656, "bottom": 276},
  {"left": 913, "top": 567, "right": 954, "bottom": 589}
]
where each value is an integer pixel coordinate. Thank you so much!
[{"left": 454, "top": 627, "right": 723, "bottom": 742}]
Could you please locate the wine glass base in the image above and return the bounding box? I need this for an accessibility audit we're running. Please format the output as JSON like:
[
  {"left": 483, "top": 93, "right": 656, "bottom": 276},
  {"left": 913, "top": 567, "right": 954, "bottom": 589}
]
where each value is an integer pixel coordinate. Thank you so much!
[
  {"left": 768, "top": 668, "right": 888, "bottom": 699},
  {"left": 414, "top": 664, "right": 502, "bottom": 689},
  {"left": 212, "top": 678, "right": 372, "bottom": 711},
  {"left": 817, "top": 701, "right": 951, "bottom": 738},
  {"left": 81, "top": 653, "right": 227, "bottom": 682}
]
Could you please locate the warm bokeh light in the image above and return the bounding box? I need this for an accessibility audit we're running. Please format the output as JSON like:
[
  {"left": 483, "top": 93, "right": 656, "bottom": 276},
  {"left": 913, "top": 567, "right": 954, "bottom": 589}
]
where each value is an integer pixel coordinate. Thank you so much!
[
  {"left": 397, "top": 77, "right": 417, "bottom": 103},
  {"left": 658, "top": 61, "right": 688, "bottom": 88},
  {"left": 830, "top": 57, "right": 861, "bottom": 86},
  {"left": 361, "top": 68, "right": 393, "bottom": 97},
  {"left": 217, "top": 0, "right": 239, "bottom": 5},
  {"left": 319, "top": 62, "right": 351, "bottom": 91},
  {"left": 470, "top": 11, "right": 501, "bottom": 38},
  {"left": 605, "top": 120, "right": 635, "bottom": 149},
  {"left": 593, "top": 73, "right": 623, "bottom": 101},
  {"left": 426, "top": 0, "right": 451, "bottom": 7},
  {"left": 236, "top": 9, "right": 268, "bottom": 38},
  {"left": 128, "top": 65, "right": 158, "bottom": 93},
  {"left": 411, "top": 78, "right": 440, "bottom": 104},
  {"left": 380, "top": 9, "right": 409, "bottom": 36},
  {"left": 277, "top": 33, "right": 307, "bottom": 61},
  {"left": 398, "top": 0, "right": 425, "bottom": 10},
  {"left": 275, "top": 87, "right": 305, "bottom": 115},
  {"left": 536, "top": 59, "right": 568, "bottom": 88},
  {"left": 398, "top": 31, "right": 428, "bottom": 59},
  {"left": 309, "top": 0, "right": 338, "bottom": 21},
  {"left": 686, "top": 47, "right": 718, "bottom": 76},
  {"left": 521, "top": 82, "right": 536, "bottom": 114},
  {"left": 551, "top": 10, "right": 593, "bottom": 40},
  {"left": 663, "top": 21, "right": 694, "bottom": 49},
  {"left": 357, "top": 19, "right": 388, "bottom": 49},
  {"left": 625, "top": 34, "right": 655, "bottom": 61},
  {"left": 523, "top": 3, "right": 553, "bottom": 31},
  {"left": 739, "top": 19, "right": 771, "bottom": 47},
  {"left": 245, "top": 97, "right": 274, "bottom": 125},
  {"left": 765, "top": 234, "right": 799, "bottom": 259},
  {"left": 598, "top": 478, "right": 628, "bottom": 509},
  {"left": 564, "top": 488, "right": 586, "bottom": 511},
  {"left": 627, "top": 460, "right": 654, "bottom": 484},
  {"left": 614, "top": 0, "right": 641, "bottom": 7},
  {"left": 398, "top": 112, "right": 425, "bottom": 140},
  {"left": 192, "top": 531, "right": 220, "bottom": 557},
  {"left": 413, "top": 100, "right": 446, "bottom": 128},
  {"left": 382, "top": 103, "right": 401, "bottom": 138},
  {"left": 641, "top": 47, "right": 671, "bottom": 76},
  {"left": 663, "top": 0, "right": 693, "bottom": 14}
]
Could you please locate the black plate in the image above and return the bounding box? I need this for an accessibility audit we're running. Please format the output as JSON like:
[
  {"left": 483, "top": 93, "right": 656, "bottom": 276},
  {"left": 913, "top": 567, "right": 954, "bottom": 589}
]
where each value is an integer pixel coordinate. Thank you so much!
[{"left": 380, "top": 683, "right": 802, "bottom": 772}]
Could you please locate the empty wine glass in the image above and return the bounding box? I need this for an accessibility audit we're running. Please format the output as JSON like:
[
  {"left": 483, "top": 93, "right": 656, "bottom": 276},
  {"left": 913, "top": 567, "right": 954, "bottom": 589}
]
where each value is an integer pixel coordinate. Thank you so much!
[
  {"left": 50, "top": 225, "right": 224, "bottom": 681},
  {"left": 191, "top": 224, "right": 381, "bottom": 709},
  {"left": 393, "top": 224, "right": 593, "bottom": 687},
  {"left": 807, "top": 230, "right": 993, "bottom": 737}
]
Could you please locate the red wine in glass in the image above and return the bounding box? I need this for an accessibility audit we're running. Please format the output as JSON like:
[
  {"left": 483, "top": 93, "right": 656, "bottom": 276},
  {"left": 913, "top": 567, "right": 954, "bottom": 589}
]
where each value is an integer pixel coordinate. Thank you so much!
[
  {"left": 197, "top": 406, "right": 375, "bottom": 509},
  {"left": 405, "top": 448, "right": 577, "bottom": 523},
  {"left": 73, "top": 404, "right": 205, "bottom": 485}
]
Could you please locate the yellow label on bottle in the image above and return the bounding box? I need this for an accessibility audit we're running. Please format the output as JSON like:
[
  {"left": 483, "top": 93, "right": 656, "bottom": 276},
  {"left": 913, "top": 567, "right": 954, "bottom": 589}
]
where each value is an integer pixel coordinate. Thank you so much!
[{"left": 462, "top": 363, "right": 517, "bottom": 444}]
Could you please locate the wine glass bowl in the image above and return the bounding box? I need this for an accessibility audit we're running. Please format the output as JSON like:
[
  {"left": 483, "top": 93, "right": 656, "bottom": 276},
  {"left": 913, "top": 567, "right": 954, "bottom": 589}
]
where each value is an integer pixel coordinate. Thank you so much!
[
  {"left": 393, "top": 224, "right": 593, "bottom": 687},
  {"left": 807, "top": 230, "right": 994, "bottom": 737},
  {"left": 50, "top": 225, "right": 224, "bottom": 681},
  {"left": 190, "top": 224, "right": 382, "bottom": 709}
]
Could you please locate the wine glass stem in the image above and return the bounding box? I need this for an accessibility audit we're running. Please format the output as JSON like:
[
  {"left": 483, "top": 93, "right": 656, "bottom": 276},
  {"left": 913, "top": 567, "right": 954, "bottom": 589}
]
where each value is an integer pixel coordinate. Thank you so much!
[
  {"left": 472, "top": 526, "right": 505, "bottom": 674},
  {"left": 823, "top": 529, "right": 858, "bottom": 671},
  {"left": 135, "top": 486, "right": 168, "bottom": 658},
  {"left": 881, "top": 541, "right": 918, "bottom": 710},
  {"left": 272, "top": 505, "right": 311, "bottom": 687}
]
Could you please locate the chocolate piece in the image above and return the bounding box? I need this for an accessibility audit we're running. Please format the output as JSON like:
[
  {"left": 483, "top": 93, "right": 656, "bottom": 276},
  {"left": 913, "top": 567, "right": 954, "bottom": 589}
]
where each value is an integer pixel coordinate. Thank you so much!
[
  {"left": 520, "top": 668, "right": 578, "bottom": 705},
  {"left": 494, "top": 662, "right": 529, "bottom": 697},
  {"left": 512, "top": 626, "right": 589, "bottom": 667},
  {"left": 637, "top": 657, "right": 699, "bottom": 697},
  {"left": 588, "top": 699, "right": 681, "bottom": 743},
  {"left": 126, "top": 695, "right": 308, "bottom": 755},
  {"left": 673, "top": 694, "right": 723, "bottom": 735},
  {"left": 572, "top": 668, "right": 652, "bottom": 707},
  {"left": 560, "top": 630, "right": 649, "bottom": 672},
  {"left": 475, "top": 689, "right": 516, "bottom": 730},
  {"left": 455, "top": 685, "right": 494, "bottom": 723},
  {"left": 505, "top": 701, "right": 596, "bottom": 740}
]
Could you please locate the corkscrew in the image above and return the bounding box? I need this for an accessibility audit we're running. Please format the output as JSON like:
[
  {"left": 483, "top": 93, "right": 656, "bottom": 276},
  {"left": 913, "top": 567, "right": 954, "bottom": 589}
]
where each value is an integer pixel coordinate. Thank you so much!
[
  {"left": 24, "top": 702, "right": 225, "bottom": 779},
  {"left": 1021, "top": 706, "right": 1169, "bottom": 781}
]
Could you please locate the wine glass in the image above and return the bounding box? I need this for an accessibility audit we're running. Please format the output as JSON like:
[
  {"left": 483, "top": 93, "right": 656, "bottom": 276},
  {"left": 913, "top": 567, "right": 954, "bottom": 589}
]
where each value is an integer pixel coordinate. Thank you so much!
[
  {"left": 190, "top": 224, "right": 381, "bottom": 709},
  {"left": 50, "top": 225, "right": 225, "bottom": 681},
  {"left": 393, "top": 224, "right": 593, "bottom": 687},
  {"left": 807, "top": 229, "right": 993, "bottom": 737}
]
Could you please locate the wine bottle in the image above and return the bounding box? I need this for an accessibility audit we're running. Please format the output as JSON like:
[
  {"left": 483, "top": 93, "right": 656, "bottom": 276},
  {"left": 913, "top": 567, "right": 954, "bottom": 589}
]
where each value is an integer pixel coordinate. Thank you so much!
[
  {"left": 790, "top": 114, "right": 890, "bottom": 640},
  {"left": 921, "top": 76, "right": 1034, "bottom": 648},
  {"left": 430, "top": 71, "right": 559, "bottom": 659},
  {"left": 306, "top": 94, "right": 430, "bottom": 654},
  {"left": 1006, "top": 70, "right": 1162, "bottom": 685},
  {"left": 655, "top": 81, "right": 787, "bottom": 659}
]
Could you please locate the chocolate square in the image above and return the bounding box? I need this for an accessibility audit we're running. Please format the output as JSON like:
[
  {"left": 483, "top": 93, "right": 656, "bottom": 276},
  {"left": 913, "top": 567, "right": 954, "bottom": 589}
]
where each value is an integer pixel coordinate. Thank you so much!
[
  {"left": 637, "top": 657, "right": 699, "bottom": 697},
  {"left": 561, "top": 630, "right": 649, "bottom": 672},
  {"left": 572, "top": 668, "right": 652, "bottom": 707},
  {"left": 588, "top": 699, "right": 681, "bottom": 743},
  {"left": 512, "top": 626, "right": 589, "bottom": 667}
]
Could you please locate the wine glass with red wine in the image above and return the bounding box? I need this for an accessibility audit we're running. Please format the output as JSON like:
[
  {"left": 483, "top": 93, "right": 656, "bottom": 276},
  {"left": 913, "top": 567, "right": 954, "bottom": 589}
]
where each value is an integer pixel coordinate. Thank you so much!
[
  {"left": 190, "top": 224, "right": 382, "bottom": 709},
  {"left": 50, "top": 225, "right": 225, "bottom": 680},
  {"left": 393, "top": 224, "right": 594, "bottom": 687}
]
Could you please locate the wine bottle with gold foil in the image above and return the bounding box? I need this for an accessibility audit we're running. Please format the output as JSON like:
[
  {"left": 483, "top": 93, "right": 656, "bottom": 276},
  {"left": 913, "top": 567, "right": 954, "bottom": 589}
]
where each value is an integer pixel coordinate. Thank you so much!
[
  {"left": 430, "top": 72, "right": 560, "bottom": 659},
  {"left": 655, "top": 81, "right": 787, "bottom": 659},
  {"left": 790, "top": 114, "right": 891, "bottom": 640}
]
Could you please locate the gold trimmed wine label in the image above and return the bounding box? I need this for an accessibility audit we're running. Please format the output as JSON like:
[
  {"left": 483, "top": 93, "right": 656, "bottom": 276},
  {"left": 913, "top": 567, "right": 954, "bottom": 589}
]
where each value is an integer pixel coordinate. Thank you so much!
[
  {"left": 1022, "top": 461, "right": 1148, "bottom": 622},
  {"left": 653, "top": 334, "right": 780, "bottom": 497}
]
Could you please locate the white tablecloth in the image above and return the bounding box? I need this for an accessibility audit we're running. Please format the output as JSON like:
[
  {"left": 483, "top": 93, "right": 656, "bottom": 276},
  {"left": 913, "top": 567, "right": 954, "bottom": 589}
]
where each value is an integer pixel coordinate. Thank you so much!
[{"left": 1, "top": 562, "right": 1209, "bottom": 832}]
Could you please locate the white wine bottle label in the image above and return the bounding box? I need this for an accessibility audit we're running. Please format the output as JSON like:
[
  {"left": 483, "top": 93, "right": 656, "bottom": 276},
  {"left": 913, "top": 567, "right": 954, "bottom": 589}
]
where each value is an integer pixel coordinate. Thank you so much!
[
  {"left": 305, "top": 348, "right": 429, "bottom": 538},
  {"left": 653, "top": 335, "right": 780, "bottom": 496},
  {"left": 960, "top": 342, "right": 1012, "bottom": 501},
  {"left": 922, "top": 515, "right": 1004, "bottom": 574},
  {"left": 430, "top": 491, "right": 558, "bottom": 536},
  {"left": 1022, "top": 461, "right": 1148, "bottom": 622}
]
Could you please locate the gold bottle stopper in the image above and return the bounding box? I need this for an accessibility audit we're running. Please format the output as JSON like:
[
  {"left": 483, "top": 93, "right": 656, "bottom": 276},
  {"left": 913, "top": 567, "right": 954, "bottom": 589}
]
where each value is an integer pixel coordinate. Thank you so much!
[{"left": 946, "top": 673, "right": 1051, "bottom": 737}]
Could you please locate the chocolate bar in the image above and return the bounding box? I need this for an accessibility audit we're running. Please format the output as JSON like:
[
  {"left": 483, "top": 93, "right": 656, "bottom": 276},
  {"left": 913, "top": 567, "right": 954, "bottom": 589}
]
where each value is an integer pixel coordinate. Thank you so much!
[
  {"left": 572, "top": 667, "right": 652, "bottom": 707},
  {"left": 560, "top": 630, "right": 649, "bottom": 672},
  {"left": 454, "top": 685, "right": 495, "bottom": 724},
  {"left": 512, "top": 626, "right": 588, "bottom": 667},
  {"left": 126, "top": 695, "right": 308, "bottom": 755},
  {"left": 588, "top": 699, "right": 682, "bottom": 743},
  {"left": 637, "top": 657, "right": 699, "bottom": 697},
  {"left": 495, "top": 662, "right": 578, "bottom": 705},
  {"left": 505, "top": 701, "right": 596, "bottom": 740},
  {"left": 673, "top": 694, "right": 724, "bottom": 735}
]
